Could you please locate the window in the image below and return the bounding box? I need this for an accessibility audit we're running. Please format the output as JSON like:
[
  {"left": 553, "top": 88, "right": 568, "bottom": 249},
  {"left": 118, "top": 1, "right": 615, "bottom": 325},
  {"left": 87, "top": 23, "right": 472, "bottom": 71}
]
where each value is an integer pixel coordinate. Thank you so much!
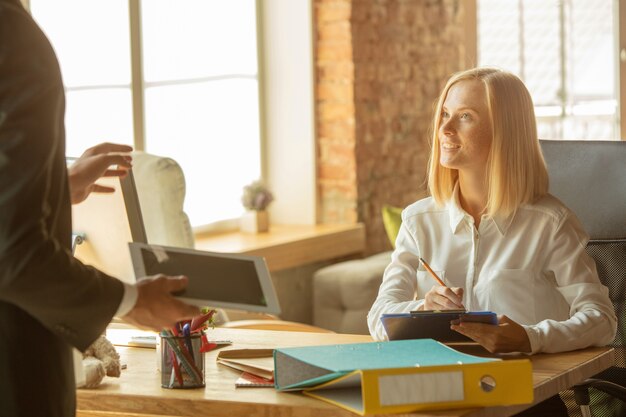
[
  {"left": 30, "top": 0, "right": 262, "bottom": 228},
  {"left": 478, "top": 0, "right": 620, "bottom": 140}
]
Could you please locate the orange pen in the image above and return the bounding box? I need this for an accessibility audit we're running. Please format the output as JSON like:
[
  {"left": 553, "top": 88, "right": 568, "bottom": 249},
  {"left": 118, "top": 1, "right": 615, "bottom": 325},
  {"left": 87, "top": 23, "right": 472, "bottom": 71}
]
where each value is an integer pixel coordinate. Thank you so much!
[{"left": 418, "top": 257, "right": 447, "bottom": 287}]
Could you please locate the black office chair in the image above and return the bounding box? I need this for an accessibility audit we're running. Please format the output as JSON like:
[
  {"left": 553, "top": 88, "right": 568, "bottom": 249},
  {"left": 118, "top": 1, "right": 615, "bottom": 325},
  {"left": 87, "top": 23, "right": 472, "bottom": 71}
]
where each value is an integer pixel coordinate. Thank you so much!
[{"left": 540, "top": 140, "right": 626, "bottom": 417}]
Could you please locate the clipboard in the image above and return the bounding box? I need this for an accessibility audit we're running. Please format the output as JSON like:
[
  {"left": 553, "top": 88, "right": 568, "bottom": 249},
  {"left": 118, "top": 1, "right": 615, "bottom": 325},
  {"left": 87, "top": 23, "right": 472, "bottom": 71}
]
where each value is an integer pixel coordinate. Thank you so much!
[{"left": 381, "top": 310, "right": 497, "bottom": 342}]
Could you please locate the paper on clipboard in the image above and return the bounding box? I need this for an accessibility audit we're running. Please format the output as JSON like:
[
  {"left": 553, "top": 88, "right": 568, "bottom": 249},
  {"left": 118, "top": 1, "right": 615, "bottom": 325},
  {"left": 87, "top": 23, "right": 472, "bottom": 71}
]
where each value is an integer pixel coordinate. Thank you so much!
[{"left": 381, "top": 310, "right": 497, "bottom": 342}]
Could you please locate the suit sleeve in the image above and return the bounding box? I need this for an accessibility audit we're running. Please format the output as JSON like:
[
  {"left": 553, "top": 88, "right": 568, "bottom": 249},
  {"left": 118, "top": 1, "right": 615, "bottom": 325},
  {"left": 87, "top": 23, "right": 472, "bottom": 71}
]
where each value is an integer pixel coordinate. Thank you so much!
[{"left": 0, "top": 5, "right": 124, "bottom": 351}]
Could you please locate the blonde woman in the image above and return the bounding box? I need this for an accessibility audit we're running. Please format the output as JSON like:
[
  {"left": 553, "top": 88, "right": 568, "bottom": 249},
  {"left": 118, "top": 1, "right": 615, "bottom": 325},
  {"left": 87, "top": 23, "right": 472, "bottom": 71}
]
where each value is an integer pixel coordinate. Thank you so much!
[{"left": 367, "top": 67, "right": 616, "bottom": 415}]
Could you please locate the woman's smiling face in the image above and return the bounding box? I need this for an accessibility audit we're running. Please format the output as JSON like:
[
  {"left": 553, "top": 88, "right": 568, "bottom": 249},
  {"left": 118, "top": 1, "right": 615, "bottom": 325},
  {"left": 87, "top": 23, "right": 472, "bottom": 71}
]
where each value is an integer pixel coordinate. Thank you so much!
[{"left": 438, "top": 79, "right": 493, "bottom": 175}]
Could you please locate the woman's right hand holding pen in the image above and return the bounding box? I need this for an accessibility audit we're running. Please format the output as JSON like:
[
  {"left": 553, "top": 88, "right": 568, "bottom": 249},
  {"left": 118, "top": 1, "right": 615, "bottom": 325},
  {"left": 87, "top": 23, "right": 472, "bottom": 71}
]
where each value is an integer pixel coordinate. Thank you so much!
[
  {"left": 417, "top": 257, "right": 464, "bottom": 310},
  {"left": 421, "top": 286, "right": 464, "bottom": 310}
]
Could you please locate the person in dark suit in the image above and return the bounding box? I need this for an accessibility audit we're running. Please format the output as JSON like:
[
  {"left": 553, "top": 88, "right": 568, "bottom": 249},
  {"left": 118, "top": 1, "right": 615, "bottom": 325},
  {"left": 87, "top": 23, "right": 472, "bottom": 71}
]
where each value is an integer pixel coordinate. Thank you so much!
[{"left": 0, "top": 1, "right": 200, "bottom": 416}]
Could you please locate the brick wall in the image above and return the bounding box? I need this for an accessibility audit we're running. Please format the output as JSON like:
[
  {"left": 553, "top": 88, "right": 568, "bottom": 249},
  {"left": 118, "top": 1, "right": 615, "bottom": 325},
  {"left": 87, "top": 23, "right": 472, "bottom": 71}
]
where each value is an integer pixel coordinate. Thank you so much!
[{"left": 314, "top": 0, "right": 469, "bottom": 254}]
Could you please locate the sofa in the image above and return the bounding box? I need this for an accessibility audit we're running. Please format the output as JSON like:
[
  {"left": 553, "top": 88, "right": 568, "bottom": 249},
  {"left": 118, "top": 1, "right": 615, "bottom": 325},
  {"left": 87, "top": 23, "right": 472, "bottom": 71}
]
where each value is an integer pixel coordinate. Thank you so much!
[
  {"left": 312, "top": 203, "right": 410, "bottom": 334},
  {"left": 313, "top": 251, "right": 390, "bottom": 334}
]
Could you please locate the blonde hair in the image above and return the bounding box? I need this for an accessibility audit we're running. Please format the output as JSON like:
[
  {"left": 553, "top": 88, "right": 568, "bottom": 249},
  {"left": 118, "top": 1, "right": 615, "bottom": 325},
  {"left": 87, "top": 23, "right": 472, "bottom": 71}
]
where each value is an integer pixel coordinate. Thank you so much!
[{"left": 427, "top": 67, "right": 548, "bottom": 217}]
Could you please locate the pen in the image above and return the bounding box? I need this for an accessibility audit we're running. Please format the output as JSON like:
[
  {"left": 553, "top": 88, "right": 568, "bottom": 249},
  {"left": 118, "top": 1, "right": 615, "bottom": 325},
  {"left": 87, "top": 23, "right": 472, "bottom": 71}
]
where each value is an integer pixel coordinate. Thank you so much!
[
  {"left": 418, "top": 257, "right": 447, "bottom": 287},
  {"left": 182, "top": 322, "right": 194, "bottom": 356}
]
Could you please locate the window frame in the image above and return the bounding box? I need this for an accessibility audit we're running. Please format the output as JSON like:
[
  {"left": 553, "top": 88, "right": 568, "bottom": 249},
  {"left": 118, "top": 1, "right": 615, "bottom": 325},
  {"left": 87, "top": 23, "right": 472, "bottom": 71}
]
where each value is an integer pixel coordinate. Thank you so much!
[
  {"left": 466, "top": 0, "right": 626, "bottom": 141},
  {"left": 615, "top": 0, "right": 626, "bottom": 141},
  {"left": 24, "top": 0, "right": 319, "bottom": 230}
]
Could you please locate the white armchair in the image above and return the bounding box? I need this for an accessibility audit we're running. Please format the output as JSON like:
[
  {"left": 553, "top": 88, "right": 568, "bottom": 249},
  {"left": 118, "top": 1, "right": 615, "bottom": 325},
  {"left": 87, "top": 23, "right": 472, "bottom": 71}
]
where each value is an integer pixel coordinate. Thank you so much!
[{"left": 131, "top": 151, "right": 194, "bottom": 249}]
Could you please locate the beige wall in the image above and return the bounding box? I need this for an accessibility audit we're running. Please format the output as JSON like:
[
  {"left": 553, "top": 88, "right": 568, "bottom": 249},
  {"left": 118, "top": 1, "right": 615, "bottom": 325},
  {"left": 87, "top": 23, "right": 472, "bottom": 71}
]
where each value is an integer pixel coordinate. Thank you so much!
[{"left": 260, "top": 0, "right": 318, "bottom": 226}]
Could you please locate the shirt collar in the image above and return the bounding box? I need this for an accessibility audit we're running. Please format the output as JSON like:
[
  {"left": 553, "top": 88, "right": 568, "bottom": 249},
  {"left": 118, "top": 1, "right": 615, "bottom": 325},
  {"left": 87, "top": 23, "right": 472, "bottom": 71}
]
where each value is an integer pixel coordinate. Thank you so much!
[
  {"left": 491, "top": 212, "right": 514, "bottom": 236},
  {"left": 446, "top": 183, "right": 514, "bottom": 236}
]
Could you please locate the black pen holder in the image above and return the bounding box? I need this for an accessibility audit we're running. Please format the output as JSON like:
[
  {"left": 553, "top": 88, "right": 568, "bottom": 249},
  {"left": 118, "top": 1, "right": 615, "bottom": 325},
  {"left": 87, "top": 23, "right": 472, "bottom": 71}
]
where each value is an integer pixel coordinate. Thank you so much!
[{"left": 160, "top": 334, "right": 205, "bottom": 389}]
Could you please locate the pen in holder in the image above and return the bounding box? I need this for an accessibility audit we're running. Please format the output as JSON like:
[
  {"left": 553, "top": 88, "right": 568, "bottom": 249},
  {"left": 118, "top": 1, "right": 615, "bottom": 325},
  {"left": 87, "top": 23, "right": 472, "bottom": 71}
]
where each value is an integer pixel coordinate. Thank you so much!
[{"left": 159, "top": 332, "right": 205, "bottom": 389}]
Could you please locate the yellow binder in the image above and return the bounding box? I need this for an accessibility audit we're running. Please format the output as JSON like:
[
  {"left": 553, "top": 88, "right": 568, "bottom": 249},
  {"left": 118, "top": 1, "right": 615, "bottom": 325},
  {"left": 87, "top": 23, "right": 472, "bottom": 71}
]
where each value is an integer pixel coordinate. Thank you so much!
[
  {"left": 303, "top": 359, "right": 532, "bottom": 415},
  {"left": 274, "top": 339, "right": 533, "bottom": 415}
]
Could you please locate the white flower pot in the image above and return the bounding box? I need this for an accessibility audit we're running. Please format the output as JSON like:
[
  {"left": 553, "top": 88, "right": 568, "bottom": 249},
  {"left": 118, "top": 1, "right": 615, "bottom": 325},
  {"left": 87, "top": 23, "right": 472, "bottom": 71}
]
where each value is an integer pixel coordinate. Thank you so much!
[{"left": 240, "top": 210, "right": 269, "bottom": 233}]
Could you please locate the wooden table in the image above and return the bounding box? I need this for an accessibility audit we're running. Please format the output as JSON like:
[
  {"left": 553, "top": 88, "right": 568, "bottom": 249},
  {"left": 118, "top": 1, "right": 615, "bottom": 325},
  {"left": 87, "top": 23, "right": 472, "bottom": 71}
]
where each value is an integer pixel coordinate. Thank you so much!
[{"left": 77, "top": 328, "right": 615, "bottom": 417}]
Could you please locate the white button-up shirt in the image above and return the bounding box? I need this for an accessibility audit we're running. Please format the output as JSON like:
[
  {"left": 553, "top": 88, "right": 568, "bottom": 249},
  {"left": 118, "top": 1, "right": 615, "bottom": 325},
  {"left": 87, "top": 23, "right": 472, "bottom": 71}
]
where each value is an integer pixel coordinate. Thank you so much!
[{"left": 367, "top": 188, "right": 617, "bottom": 353}]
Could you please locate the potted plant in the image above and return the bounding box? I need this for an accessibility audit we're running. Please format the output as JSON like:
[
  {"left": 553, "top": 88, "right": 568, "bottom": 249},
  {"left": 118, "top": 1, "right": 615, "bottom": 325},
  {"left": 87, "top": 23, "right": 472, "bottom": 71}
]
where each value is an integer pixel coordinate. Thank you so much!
[{"left": 240, "top": 180, "right": 274, "bottom": 233}]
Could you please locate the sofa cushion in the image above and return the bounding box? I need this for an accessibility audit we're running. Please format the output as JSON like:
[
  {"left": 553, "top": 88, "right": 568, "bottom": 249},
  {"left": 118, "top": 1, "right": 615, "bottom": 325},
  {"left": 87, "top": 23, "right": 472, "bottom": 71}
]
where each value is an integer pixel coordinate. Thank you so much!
[{"left": 382, "top": 205, "right": 403, "bottom": 248}]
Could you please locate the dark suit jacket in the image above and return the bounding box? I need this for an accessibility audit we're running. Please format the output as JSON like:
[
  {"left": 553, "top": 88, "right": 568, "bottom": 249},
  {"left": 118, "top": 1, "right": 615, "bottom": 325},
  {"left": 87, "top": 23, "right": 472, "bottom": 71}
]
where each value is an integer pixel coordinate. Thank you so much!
[{"left": 0, "top": 1, "right": 124, "bottom": 415}]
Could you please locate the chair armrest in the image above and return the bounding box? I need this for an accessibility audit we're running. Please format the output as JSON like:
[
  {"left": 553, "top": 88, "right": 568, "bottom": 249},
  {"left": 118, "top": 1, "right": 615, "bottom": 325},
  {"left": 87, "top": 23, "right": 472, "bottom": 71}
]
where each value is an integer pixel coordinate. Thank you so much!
[
  {"left": 573, "top": 378, "right": 626, "bottom": 406},
  {"left": 313, "top": 251, "right": 391, "bottom": 334}
]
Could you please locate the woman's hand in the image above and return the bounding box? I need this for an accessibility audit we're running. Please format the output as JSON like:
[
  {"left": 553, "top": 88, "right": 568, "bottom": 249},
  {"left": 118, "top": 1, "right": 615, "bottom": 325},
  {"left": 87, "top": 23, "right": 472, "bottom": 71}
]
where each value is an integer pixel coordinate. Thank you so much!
[
  {"left": 422, "top": 286, "right": 464, "bottom": 310},
  {"left": 68, "top": 143, "right": 133, "bottom": 204},
  {"left": 450, "top": 315, "right": 531, "bottom": 353}
]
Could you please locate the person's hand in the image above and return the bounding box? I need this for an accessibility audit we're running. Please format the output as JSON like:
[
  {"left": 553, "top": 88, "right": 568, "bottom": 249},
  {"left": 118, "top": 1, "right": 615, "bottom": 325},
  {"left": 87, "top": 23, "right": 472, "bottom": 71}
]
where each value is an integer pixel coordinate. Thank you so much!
[
  {"left": 450, "top": 315, "right": 531, "bottom": 353},
  {"left": 68, "top": 142, "right": 133, "bottom": 204},
  {"left": 122, "top": 274, "right": 201, "bottom": 332},
  {"left": 421, "top": 286, "right": 464, "bottom": 310}
]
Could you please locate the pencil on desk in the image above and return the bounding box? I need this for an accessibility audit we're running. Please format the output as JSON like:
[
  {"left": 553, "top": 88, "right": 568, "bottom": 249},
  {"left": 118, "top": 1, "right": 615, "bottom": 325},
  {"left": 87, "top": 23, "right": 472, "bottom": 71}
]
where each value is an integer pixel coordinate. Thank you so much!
[{"left": 418, "top": 257, "right": 447, "bottom": 287}]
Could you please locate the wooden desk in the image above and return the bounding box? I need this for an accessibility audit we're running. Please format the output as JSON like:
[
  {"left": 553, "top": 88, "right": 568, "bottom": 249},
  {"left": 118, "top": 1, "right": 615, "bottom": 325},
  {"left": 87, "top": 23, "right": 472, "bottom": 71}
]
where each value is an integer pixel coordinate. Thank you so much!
[{"left": 77, "top": 328, "right": 614, "bottom": 417}]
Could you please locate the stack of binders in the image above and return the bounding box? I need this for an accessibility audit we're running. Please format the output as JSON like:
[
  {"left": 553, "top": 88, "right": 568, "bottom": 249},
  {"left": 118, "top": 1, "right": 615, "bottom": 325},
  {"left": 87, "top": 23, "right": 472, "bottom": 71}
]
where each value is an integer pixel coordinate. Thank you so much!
[{"left": 274, "top": 338, "right": 533, "bottom": 415}]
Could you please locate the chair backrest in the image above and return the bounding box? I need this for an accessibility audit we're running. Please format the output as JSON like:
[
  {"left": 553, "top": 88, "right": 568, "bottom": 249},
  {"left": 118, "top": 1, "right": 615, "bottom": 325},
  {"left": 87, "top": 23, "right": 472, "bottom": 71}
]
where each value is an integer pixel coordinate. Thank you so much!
[
  {"left": 541, "top": 140, "right": 626, "bottom": 416},
  {"left": 540, "top": 139, "right": 626, "bottom": 367},
  {"left": 540, "top": 140, "right": 626, "bottom": 240},
  {"left": 131, "top": 152, "right": 195, "bottom": 249}
]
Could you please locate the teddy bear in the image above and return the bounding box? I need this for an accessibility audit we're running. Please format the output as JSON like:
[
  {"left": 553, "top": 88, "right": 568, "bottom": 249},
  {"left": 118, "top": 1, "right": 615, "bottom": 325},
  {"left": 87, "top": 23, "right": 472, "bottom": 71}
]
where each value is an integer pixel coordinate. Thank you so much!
[{"left": 78, "top": 335, "right": 122, "bottom": 388}]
